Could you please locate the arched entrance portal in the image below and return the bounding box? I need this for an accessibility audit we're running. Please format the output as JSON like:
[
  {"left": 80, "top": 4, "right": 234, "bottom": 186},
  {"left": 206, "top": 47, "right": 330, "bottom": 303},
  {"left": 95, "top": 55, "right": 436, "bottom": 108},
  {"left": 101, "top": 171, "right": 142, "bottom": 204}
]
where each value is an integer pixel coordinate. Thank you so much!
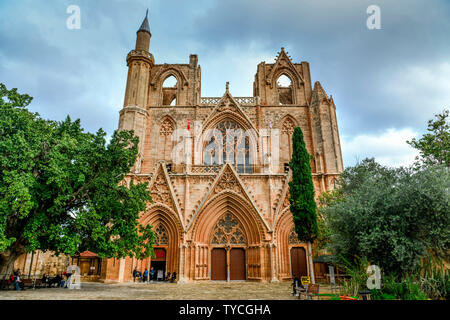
[
  {"left": 210, "top": 212, "right": 248, "bottom": 281},
  {"left": 290, "top": 247, "right": 307, "bottom": 278},
  {"left": 151, "top": 248, "right": 167, "bottom": 281}
]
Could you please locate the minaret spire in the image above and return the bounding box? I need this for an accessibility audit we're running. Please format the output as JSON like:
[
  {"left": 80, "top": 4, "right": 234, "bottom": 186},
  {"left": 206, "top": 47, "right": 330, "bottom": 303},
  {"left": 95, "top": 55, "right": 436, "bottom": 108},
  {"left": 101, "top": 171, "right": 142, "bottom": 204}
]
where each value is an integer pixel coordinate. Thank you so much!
[
  {"left": 135, "top": 9, "right": 151, "bottom": 52},
  {"left": 137, "top": 9, "right": 151, "bottom": 36}
]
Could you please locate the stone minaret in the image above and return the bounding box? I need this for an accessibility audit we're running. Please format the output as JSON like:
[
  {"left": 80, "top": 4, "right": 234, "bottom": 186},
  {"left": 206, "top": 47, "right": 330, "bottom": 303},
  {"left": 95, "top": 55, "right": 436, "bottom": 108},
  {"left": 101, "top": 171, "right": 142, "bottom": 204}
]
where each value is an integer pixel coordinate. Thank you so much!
[{"left": 118, "top": 10, "right": 154, "bottom": 173}]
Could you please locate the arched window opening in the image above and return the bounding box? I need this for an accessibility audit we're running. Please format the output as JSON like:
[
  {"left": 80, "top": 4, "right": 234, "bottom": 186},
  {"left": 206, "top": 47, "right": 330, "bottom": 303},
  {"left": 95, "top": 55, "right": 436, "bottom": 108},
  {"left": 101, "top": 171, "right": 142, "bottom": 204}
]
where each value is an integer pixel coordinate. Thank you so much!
[
  {"left": 277, "top": 74, "right": 293, "bottom": 105},
  {"left": 203, "top": 120, "right": 252, "bottom": 173},
  {"left": 163, "top": 75, "right": 178, "bottom": 88},
  {"left": 162, "top": 75, "right": 178, "bottom": 106}
]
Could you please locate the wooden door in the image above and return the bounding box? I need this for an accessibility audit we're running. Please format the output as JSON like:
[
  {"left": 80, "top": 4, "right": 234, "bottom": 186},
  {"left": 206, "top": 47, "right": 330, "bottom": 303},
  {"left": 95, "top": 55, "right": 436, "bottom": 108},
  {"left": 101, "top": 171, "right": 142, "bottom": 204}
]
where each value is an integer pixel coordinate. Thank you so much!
[
  {"left": 80, "top": 261, "right": 90, "bottom": 276},
  {"left": 211, "top": 248, "right": 227, "bottom": 280},
  {"left": 291, "top": 247, "right": 307, "bottom": 278},
  {"left": 230, "top": 248, "right": 246, "bottom": 280}
]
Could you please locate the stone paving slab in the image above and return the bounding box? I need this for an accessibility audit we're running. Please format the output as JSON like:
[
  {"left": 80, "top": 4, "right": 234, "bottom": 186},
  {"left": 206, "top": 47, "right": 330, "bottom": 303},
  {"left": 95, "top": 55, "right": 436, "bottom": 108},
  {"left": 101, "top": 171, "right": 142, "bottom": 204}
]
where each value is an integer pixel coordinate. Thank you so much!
[{"left": 0, "top": 281, "right": 336, "bottom": 300}]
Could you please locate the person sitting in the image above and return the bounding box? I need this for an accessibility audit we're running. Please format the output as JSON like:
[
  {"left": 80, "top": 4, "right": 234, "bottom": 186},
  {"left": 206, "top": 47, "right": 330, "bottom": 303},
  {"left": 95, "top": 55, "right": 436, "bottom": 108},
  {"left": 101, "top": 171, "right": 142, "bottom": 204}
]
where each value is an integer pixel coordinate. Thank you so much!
[
  {"left": 51, "top": 274, "right": 62, "bottom": 287},
  {"left": 165, "top": 272, "right": 171, "bottom": 281},
  {"left": 61, "top": 274, "right": 66, "bottom": 288},
  {"left": 170, "top": 272, "right": 177, "bottom": 283},
  {"left": 8, "top": 274, "right": 15, "bottom": 290}
]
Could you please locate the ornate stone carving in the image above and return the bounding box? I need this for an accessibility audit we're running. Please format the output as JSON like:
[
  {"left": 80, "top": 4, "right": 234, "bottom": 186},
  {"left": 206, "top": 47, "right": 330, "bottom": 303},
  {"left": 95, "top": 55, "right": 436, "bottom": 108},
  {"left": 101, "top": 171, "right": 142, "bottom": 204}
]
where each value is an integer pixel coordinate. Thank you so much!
[
  {"left": 160, "top": 118, "right": 174, "bottom": 136},
  {"left": 281, "top": 118, "right": 295, "bottom": 135},
  {"left": 211, "top": 212, "right": 246, "bottom": 245},
  {"left": 215, "top": 168, "right": 240, "bottom": 194},
  {"left": 150, "top": 172, "right": 173, "bottom": 208},
  {"left": 288, "top": 227, "right": 301, "bottom": 244},
  {"left": 281, "top": 193, "right": 290, "bottom": 211}
]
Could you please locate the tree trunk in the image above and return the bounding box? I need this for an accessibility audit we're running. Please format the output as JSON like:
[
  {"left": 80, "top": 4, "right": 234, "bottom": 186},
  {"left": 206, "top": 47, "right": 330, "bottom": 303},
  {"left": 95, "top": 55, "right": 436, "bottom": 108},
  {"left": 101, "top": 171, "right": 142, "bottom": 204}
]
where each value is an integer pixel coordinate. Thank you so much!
[
  {"left": 0, "top": 244, "right": 26, "bottom": 280},
  {"left": 307, "top": 242, "right": 315, "bottom": 284}
]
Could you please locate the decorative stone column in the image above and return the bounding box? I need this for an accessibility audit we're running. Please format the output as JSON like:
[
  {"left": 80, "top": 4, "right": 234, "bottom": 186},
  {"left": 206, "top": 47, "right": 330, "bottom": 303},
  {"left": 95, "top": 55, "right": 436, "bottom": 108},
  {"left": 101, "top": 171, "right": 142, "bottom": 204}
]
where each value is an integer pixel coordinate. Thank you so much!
[
  {"left": 269, "top": 242, "right": 279, "bottom": 282},
  {"left": 177, "top": 243, "right": 188, "bottom": 284}
]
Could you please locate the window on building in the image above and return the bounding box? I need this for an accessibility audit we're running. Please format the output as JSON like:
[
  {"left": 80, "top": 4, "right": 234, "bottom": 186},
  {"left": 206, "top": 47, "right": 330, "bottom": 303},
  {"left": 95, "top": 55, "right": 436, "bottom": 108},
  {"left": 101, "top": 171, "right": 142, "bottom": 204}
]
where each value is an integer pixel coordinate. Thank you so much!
[
  {"left": 277, "top": 74, "right": 293, "bottom": 105},
  {"left": 162, "top": 75, "right": 178, "bottom": 106},
  {"left": 203, "top": 120, "right": 252, "bottom": 173}
]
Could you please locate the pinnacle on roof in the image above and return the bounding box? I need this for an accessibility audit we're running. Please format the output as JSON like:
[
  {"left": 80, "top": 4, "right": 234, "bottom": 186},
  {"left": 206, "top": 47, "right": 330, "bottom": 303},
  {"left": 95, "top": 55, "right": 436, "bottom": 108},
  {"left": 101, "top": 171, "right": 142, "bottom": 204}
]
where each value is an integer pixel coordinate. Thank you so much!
[{"left": 138, "top": 9, "right": 151, "bottom": 36}]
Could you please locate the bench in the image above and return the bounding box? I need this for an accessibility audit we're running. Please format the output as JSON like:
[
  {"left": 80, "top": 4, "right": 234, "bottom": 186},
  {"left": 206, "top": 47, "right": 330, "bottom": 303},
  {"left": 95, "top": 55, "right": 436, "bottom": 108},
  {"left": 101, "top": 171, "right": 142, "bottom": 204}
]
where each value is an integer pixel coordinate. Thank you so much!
[
  {"left": 22, "top": 279, "right": 34, "bottom": 289},
  {"left": 34, "top": 279, "right": 43, "bottom": 288}
]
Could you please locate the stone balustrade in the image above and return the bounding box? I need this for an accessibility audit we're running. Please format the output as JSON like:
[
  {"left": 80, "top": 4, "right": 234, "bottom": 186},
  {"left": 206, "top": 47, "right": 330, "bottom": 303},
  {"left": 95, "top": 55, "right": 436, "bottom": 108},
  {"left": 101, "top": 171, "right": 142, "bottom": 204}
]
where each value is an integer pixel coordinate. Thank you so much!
[{"left": 200, "top": 96, "right": 259, "bottom": 106}]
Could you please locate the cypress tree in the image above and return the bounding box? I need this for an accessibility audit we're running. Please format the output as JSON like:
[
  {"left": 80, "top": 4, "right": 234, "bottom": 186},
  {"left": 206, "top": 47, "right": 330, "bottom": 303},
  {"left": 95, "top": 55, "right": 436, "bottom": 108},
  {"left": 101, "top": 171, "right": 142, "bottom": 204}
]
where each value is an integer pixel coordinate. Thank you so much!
[{"left": 288, "top": 127, "right": 318, "bottom": 283}]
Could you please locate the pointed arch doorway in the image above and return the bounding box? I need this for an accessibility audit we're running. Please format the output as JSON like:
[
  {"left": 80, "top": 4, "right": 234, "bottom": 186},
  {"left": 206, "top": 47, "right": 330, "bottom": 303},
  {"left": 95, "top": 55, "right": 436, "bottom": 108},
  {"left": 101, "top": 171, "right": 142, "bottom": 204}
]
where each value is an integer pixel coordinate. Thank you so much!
[{"left": 210, "top": 212, "right": 247, "bottom": 281}]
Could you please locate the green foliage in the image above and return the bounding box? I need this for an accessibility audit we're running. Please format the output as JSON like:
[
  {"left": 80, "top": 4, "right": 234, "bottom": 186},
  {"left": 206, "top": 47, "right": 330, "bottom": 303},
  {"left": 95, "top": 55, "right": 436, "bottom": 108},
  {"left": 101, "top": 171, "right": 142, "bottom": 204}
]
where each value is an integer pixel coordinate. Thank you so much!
[
  {"left": 407, "top": 109, "right": 450, "bottom": 167},
  {"left": 419, "top": 256, "right": 450, "bottom": 300},
  {"left": 370, "top": 289, "right": 396, "bottom": 300},
  {"left": 382, "top": 275, "right": 427, "bottom": 300},
  {"left": 339, "top": 256, "right": 370, "bottom": 297},
  {"left": 321, "top": 158, "right": 450, "bottom": 274},
  {"left": 0, "top": 83, "right": 155, "bottom": 265},
  {"left": 288, "top": 127, "right": 318, "bottom": 243}
]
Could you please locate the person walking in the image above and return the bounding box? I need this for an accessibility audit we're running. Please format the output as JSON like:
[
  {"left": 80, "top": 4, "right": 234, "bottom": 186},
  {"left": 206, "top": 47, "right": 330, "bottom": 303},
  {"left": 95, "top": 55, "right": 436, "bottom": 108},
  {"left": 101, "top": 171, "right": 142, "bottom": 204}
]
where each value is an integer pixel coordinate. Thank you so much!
[
  {"left": 150, "top": 267, "right": 156, "bottom": 283},
  {"left": 143, "top": 268, "right": 149, "bottom": 283},
  {"left": 132, "top": 267, "right": 138, "bottom": 282}
]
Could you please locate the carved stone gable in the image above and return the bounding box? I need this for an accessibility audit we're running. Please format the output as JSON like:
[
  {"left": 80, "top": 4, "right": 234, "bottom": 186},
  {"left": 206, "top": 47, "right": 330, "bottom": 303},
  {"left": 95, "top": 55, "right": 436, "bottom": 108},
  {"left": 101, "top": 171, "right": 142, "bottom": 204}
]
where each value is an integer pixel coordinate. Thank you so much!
[
  {"left": 149, "top": 167, "right": 176, "bottom": 211},
  {"left": 214, "top": 166, "right": 241, "bottom": 194},
  {"left": 217, "top": 96, "right": 238, "bottom": 113}
]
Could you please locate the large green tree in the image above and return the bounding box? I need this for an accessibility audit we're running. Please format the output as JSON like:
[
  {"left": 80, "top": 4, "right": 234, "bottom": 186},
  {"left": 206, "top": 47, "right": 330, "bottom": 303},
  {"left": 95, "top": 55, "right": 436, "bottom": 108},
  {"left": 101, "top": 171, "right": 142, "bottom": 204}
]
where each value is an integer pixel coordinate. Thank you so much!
[
  {"left": 321, "top": 158, "right": 450, "bottom": 274},
  {"left": 288, "top": 127, "right": 318, "bottom": 283},
  {"left": 408, "top": 109, "right": 449, "bottom": 167},
  {"left": 0, "top": 83, "right": 155, "bottom": 277}
]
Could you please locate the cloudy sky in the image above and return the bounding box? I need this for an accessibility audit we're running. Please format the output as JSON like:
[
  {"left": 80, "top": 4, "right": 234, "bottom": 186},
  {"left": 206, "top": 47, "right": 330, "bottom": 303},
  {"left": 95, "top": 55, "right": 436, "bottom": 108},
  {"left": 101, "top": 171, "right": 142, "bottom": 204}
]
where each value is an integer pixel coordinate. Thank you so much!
[{"left": 1, "top": 0, "right": 449, "bottom": 168}]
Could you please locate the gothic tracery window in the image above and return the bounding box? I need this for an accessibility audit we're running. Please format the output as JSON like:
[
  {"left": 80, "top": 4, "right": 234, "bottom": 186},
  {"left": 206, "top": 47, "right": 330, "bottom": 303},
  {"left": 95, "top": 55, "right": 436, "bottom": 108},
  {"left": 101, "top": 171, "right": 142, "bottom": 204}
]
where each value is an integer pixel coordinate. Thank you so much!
[
  {"left": 154, "top": 224, "right": 169, "bottom": 245},
  {"left": 211, "top": 212, "right": 246, "bottom": 245},
  {"left": 203, "top": 120, "right": 251, "bottom": 173}
]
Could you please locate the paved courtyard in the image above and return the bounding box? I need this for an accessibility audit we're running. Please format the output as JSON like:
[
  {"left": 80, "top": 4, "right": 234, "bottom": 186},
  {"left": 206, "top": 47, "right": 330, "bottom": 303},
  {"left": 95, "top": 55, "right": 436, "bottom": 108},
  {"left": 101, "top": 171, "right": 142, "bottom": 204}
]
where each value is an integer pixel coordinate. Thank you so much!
[{"left": 0, "top": 281, "right": 337, "bottom": 300}]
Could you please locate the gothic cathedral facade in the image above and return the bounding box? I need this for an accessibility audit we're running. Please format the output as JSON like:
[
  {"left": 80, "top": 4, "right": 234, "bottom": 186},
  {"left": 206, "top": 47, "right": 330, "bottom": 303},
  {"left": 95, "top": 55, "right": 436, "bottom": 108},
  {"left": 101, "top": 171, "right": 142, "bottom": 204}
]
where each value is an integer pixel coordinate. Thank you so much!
[{"left": 98, "top": 13, "right": 344, "bottom": 283}]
